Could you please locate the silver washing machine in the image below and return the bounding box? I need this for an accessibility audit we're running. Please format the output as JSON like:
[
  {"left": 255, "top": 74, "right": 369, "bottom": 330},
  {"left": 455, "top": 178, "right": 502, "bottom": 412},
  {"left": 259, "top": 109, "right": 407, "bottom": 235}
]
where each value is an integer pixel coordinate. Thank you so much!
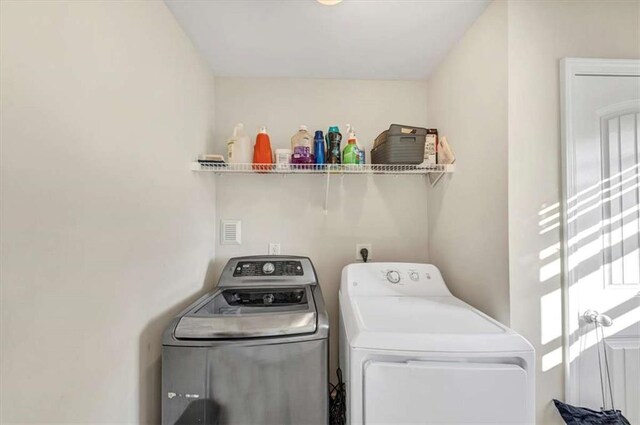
[{"left": 162, "top": 256, "right": 329, "bottom": 425}]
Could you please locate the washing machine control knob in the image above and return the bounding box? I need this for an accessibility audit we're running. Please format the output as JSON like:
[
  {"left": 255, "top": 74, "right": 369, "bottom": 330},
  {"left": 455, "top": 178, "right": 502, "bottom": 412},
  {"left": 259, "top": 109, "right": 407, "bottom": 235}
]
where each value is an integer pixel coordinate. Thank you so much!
[
  {"left": 263, "top": 293, "right": 275, "bottom": 304},
  {"left": 387, "top": 270, "right": 401, "bottom": 284},
  {"left": 262, "top": 262, "right": 275, "bottom": 275},
  {"left": 409, "top": 272, "right": 420, "bottom": 281}
]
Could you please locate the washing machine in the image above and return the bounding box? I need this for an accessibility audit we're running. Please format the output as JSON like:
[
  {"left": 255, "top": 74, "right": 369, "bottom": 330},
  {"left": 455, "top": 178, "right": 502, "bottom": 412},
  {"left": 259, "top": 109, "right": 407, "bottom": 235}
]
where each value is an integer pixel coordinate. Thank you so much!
[
  {"left": 339, "top": 263, "right": 535, "bottom": 424},
  {"left": 162, "top": 256, "right": 329, "bottom": 425}
]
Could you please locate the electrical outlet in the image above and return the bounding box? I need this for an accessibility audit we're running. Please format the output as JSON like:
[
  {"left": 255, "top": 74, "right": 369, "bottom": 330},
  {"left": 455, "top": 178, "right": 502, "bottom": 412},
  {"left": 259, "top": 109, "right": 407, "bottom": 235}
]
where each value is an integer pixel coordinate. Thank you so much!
[
  {"left": 268, "top": 242, "right": 281, "bottom": 255},
  {"left": 356, "top": 243, "right": 372, "bottom": 261}
]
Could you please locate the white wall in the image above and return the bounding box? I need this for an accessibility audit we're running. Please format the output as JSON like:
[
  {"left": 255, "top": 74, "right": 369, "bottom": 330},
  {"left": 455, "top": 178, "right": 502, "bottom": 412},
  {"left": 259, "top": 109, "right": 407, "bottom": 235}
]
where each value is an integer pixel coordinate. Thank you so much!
[
  {"left": 213, "top": 77, "right": 430, "bottom": 374},
  {"left": 426, "top": 1, "right": 640, "bottom": 422},
  {"left": 507, "top": 2, "right": 640, "bottom": 424},
  {"left": 426, "top": 0, "right": 510, "bottom": 325},
  {"left": 0, "top": 1, "right": 216, "bottom": 423}
]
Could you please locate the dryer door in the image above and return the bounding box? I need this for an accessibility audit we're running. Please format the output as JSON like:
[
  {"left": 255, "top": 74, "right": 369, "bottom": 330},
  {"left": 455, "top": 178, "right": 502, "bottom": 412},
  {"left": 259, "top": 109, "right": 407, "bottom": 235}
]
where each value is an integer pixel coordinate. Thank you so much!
[{"left": 364, "top": 360, "right": 529, "bottom": 424}]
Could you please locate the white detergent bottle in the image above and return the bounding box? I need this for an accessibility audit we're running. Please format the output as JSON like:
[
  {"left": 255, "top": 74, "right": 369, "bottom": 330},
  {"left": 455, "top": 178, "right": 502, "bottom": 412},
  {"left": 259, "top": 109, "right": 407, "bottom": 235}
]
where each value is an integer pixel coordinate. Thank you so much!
[{"left": 227, "top": 123, "right": 252, "bottom": 164}]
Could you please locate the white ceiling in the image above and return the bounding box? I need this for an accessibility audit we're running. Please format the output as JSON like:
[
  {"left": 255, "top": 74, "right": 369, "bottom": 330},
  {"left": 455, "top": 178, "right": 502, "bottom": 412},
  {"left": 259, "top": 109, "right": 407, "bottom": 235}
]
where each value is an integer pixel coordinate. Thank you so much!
[{"left": 164, "top": 0, "right": 489, "bottom": 81}]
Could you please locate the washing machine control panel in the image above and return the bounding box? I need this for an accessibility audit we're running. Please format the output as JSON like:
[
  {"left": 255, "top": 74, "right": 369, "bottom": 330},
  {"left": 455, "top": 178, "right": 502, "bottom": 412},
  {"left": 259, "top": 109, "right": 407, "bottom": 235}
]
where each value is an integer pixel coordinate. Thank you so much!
[{"left": 233, "top": 260, "right": 304, "bottom": 277}]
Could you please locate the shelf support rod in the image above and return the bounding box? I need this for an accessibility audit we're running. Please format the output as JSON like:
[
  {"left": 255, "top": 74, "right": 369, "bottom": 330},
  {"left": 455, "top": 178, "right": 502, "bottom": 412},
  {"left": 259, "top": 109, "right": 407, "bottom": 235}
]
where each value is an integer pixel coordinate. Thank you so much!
[
  {"left": 323, "top": 169, "right": 331, "bottom": 214},
  {"left": 429, "top": 172, "right": 444, "bottom": 187}
]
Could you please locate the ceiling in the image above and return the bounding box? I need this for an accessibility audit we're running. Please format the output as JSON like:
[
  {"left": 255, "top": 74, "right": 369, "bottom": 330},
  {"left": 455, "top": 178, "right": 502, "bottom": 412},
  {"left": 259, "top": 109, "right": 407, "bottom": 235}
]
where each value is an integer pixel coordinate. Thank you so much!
[{"left": 164, "top": 0, "right": 489, "bottom": 81}]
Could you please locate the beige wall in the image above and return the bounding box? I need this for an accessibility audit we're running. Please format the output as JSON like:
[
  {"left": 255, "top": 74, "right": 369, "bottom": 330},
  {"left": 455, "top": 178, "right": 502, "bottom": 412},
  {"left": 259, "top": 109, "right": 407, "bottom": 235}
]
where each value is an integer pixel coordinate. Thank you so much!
[
  {"left": 507, "top": 1, "right": 640, "bottom": 424},
  {"left": 426, "top": 0, "right": 510, "bottom": 325},
  {"left": 425, "top": 0, "right": 640, "bottom": 423},
  {"left": 0, "top": 1, "right": 216, "bottom": 423},
  {"left": 213, "top": 77, "right": 431, "bottom": 375}
]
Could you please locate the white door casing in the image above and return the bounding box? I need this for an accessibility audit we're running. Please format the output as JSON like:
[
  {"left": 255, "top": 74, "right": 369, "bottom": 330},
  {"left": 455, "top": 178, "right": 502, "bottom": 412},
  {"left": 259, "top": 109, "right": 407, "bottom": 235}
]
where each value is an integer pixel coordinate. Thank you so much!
[{"left": 561, "top": 58, "right": 640, "bottom": 420}]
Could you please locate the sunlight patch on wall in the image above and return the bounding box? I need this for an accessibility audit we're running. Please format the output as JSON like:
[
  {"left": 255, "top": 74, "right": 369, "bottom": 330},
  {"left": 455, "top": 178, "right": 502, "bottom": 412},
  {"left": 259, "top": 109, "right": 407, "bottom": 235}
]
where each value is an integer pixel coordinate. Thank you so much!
[
  {"left": 540, "top": 221, "right": 560, "bottom": 235},
  {"left": 539, "top": 243, "right": 560, "bottom": 261},
  {"left": 540, "top": 288, "right": 562, "bottom": 345},
  {"left": 540, "top": 258, "right": 561, "bottom": 283},
  {"left": 542, "top": 346, "right": 563, "bottom": 372},
  {"left": 567, "top": 235, "right": 604, "bottom": 272},
  {"left": 539, "top": 202, "right": 559, "bottom": 217},
  {"left": 539, "top": 212, "right": 560, "bottom": 227}
]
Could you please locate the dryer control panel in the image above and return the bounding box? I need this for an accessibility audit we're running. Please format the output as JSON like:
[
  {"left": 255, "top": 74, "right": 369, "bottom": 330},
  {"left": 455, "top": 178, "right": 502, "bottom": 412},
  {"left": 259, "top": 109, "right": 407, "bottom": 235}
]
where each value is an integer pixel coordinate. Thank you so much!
[{"left": 341, "top": 263, "right": 451, "bottom": 297}]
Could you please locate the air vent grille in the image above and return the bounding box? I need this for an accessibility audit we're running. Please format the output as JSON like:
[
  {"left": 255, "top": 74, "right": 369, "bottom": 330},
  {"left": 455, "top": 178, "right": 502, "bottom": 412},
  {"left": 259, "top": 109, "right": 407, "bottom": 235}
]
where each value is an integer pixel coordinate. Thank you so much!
[{"left": 220, "top": 220, "right": 241, "bottom": 245}]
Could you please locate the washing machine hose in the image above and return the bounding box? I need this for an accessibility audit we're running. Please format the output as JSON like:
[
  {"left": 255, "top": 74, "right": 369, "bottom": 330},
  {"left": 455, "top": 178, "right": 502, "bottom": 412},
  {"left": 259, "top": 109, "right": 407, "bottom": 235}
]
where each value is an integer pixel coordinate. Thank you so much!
[{"left": 329, "top": 368, "right": 346, "bottom": 425}]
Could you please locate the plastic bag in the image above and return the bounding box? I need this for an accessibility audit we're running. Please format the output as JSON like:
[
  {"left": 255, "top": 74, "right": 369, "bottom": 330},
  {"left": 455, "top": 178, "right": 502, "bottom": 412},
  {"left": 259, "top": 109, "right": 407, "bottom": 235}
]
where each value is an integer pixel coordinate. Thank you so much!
[{"left": 553, "top": 399, "right": 631, "bottom": 425}]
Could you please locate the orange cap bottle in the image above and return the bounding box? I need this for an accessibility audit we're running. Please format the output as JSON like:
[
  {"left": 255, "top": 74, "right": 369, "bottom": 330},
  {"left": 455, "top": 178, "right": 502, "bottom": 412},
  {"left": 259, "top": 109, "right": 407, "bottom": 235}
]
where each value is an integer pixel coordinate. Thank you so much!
[{"left": 253, "top": 126, "right": 274, "bottom": 171}]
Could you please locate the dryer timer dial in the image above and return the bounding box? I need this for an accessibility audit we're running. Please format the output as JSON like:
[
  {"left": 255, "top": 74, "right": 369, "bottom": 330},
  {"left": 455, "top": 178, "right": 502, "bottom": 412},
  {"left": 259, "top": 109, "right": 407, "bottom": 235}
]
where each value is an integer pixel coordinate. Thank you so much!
[{"left": 386, "top": 270, "right": 401, "bottom": 284}]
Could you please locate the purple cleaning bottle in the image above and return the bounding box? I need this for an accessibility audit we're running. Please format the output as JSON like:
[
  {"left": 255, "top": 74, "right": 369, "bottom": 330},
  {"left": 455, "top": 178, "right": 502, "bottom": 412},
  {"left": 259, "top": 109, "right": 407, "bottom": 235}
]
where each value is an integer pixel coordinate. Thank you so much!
[{"left": 291, "top": 125, "right": 314, "bottom": 165}]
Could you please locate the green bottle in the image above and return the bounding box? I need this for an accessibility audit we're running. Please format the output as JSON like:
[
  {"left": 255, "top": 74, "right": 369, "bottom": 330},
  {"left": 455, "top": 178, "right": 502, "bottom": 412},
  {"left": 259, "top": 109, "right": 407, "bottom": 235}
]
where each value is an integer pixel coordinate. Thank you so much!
[{"left": 343, "top": 136, "right": 360, "bottom": 164}]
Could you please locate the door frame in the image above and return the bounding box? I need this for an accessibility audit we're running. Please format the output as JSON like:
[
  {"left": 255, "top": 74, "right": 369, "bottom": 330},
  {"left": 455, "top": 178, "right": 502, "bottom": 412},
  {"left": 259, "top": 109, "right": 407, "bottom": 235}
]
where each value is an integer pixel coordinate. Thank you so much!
[{"left": 559, "top": 58, "right": 640, "bottom": 404}]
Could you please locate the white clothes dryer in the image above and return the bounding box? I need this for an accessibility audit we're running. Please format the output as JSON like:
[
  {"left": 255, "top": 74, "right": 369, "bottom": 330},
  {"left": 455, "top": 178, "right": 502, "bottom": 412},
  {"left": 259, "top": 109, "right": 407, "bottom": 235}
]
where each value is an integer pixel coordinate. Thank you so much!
[{"left": 339, "top": 263, "right": 535, "bottom": 425}]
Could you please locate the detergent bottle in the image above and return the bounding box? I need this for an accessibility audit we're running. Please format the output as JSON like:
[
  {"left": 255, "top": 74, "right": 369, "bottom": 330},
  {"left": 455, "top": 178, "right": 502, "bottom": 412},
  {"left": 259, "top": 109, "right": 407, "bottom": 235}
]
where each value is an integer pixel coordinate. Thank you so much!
[
  {"left": 226, "top": 123, "right": 252, "bottom": 164},
  {"left": 253, "top": 126, "right": 273, "bottom": 170},
  {"left": 290, "top": 125, "right": 314, "bottom": 164},
  {"left": 325, "top": 126, "right": 342, "bottom": 164}
]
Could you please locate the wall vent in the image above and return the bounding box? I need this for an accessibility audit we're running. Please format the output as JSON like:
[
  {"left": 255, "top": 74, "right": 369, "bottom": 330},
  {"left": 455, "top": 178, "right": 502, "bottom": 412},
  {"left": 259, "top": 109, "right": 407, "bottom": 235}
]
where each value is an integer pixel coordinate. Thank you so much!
[{"left": 220, "top": 220, "right": 241, "bottom": 245}]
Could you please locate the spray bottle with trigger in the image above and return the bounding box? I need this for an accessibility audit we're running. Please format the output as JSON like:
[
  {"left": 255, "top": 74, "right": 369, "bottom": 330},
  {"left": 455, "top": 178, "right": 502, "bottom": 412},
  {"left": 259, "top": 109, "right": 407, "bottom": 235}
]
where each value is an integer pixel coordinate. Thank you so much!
[
  {"left": 346, "top": 124, "right": 365, "bottom": 165},
  {"left": 342, "top": 124, "right": 360, "bottom": 165}
]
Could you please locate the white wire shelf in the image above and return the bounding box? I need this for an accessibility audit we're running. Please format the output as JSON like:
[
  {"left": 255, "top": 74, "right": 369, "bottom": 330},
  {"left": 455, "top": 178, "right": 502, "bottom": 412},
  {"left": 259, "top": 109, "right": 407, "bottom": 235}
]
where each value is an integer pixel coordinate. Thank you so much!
[{"left": 190, "top": 162, "right": 455, "bottom": 175}]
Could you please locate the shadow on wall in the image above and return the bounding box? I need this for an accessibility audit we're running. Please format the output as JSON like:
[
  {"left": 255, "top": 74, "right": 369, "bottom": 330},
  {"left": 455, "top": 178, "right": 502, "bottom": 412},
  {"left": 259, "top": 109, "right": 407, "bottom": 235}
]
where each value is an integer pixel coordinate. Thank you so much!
[{"left": 138, "top": 260, "right": 219, "bottom": 424}]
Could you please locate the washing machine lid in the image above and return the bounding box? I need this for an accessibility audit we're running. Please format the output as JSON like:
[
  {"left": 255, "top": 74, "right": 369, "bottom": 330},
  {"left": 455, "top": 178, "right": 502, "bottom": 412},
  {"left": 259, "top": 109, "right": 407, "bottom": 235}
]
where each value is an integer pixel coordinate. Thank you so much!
[
  {"left": 174, "top": 286, "right": 317, "bottom": 339},
  {"left": 342, "top": 294, "right": 533, "bottom": 353}
]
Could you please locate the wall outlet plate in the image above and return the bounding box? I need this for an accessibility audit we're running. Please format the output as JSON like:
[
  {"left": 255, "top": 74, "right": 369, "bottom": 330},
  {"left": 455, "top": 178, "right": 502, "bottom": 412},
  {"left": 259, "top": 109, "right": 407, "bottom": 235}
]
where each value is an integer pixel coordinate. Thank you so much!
[
  {"left": 268, "top": 242, "right": 281, "bottom": 255},
  {"left": 356, "top": 243, "right": 372, "bottom": 261}
]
